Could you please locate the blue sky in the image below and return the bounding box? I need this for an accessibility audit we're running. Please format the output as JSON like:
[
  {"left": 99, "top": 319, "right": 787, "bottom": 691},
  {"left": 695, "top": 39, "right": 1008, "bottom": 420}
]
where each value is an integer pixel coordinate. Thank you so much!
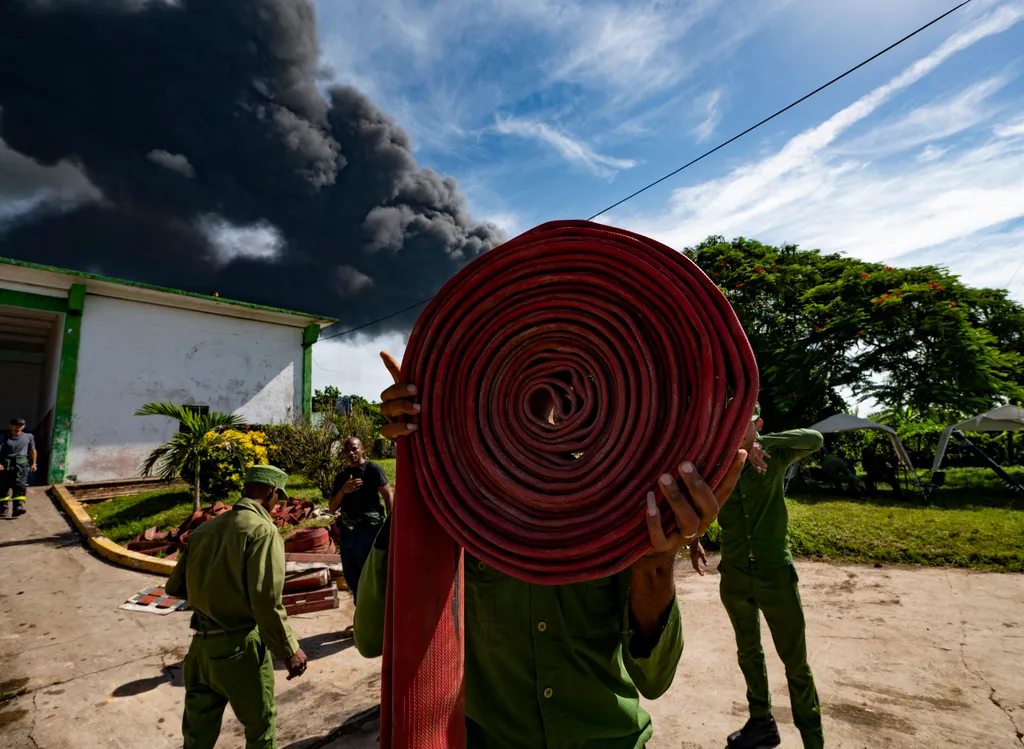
[{"left": 306, "top": 0, "right": 1024, "bottom": 398}]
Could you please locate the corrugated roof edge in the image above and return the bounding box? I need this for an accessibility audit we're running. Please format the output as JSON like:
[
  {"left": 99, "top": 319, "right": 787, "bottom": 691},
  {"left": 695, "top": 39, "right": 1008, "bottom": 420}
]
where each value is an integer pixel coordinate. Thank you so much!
[{"left": 0, "top": 256, "right": 338, "bottom": 326}]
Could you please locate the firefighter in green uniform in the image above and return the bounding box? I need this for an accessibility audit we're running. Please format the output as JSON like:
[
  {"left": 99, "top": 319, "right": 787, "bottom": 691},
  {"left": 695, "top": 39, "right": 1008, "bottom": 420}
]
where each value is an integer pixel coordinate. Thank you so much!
[
  {"left": 690, "top": 404, "right": 825, "bottom": 749},
  {"left": 166, "top": 465, "right": 308, "bottom": 749},
  {"left": 352, "top": 352, "right": 748, "bottom": 749},
  {"left": 0, "top": 418, "right": 38, "bottom": 518}
]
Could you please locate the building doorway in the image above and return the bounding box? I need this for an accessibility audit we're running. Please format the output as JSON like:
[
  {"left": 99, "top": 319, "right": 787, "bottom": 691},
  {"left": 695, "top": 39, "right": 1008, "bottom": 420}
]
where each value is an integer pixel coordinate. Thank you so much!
[{"left": 0, "top": 306, "right": 63, "bottom": 484}]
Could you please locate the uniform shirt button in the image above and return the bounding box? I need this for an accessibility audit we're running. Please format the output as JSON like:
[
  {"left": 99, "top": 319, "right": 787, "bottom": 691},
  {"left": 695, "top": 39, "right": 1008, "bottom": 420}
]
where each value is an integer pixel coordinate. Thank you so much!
[
  {"left": 543, "top": 687, "right": 553, "bottom": 699},
  {"left": 537, "top": 621, "right": 547, "bottom": 632}
]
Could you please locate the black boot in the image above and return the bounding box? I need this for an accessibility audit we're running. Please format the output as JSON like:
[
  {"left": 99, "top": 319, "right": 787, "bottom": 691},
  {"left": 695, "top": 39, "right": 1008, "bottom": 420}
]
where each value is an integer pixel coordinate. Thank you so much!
[
  {"left": 727, "top": 715, "right": 781, "bottom": 749},
  {"left": 12, "top": 500, "right": 25, "bottom": 517},
  {"left": 0, "top": 501, "right": 8, "bottom": 518}
]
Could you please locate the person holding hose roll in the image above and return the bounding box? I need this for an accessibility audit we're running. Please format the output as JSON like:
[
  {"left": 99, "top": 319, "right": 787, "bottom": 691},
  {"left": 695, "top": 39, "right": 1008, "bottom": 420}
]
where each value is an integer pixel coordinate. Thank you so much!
[
  {"left": 355, "top": 351, "right": 749, "bottom": 749},
  {"left": 690, "top": 404, "right": 825, "bottom": 749}
]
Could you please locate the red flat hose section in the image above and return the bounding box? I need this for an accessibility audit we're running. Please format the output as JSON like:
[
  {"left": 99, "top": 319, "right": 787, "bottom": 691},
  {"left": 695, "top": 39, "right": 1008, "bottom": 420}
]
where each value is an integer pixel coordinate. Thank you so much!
[{"left": 382, "top": 220, "right": 758, "bottom": 748}]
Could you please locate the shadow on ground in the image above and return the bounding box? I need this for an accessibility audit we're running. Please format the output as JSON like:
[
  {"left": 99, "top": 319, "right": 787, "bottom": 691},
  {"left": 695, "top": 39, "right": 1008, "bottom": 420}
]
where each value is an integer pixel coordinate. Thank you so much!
[
  {"left": 273, "top": 631, "right": 355, "bottom": 672},
  {"left": 281, "top": 704, "right": 380, "bottom": 749},
  {"left": 111, "top": 661, "right": 184, "bottom": 698},
  {"left": 0, "top": 529, "right": 80, "bottom": 550}
]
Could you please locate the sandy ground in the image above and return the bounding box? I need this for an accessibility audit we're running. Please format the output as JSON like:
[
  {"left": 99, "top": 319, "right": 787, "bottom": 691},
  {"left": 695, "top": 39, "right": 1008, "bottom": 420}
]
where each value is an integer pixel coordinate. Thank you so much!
[{"left": 1, "top": 487, "right": 1022, "bottom": 749}]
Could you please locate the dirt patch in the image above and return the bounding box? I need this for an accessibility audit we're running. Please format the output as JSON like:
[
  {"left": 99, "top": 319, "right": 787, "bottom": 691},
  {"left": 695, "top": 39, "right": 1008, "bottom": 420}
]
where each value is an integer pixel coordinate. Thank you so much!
[
  {"left": 837, "top": 681, "right": 969, "bottom": 711},
  {"left": 0, "top": 707, "right": 28, "bottom": 728},
  {"left": 829, "top": 701, "right": 914, "bottom": 734}
]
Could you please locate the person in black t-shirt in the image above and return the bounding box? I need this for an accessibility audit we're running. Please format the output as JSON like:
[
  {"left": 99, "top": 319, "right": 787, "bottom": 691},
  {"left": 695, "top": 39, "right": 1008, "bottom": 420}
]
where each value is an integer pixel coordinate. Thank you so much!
[{"left": 329, "top": 437, "right": 393, "bottom": 634}]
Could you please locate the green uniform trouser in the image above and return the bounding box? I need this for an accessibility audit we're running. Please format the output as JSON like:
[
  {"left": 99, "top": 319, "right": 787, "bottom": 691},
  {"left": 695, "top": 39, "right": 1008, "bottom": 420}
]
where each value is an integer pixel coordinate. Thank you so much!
[
  {"left": 720, "top": 562, "right": 823, "bottom": 749},
  {"left": 182, "top": 628, "right": 277, "bottom": 749}
]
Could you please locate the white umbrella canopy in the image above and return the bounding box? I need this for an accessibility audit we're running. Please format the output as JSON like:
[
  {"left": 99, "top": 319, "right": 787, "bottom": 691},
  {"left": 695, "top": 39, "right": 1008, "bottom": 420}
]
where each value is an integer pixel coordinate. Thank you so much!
[
  {"left": 809, "top": 413, "right": 915, "bottom": 473},
  {"left": 931, "top": 405, "right": 1024, "bottom": 472}
]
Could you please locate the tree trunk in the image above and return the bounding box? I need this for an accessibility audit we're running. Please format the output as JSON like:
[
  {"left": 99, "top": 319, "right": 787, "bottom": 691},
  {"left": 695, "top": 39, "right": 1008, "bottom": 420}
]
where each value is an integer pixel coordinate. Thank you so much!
[{"left": 193, "top": 469, "right": 202, "bottom": 513}]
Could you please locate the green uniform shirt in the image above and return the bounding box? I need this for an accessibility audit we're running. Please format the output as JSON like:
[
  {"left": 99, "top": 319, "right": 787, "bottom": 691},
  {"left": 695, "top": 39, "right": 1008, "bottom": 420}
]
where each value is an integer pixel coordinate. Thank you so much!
[
  {"left": 354, "top": 517, "right": 683, "bottom": 749},
  {"left": 718, "top": 429, "right": 824, "bottom": 569},
  {"left": 165, "top": 498, "right": 298, "bottom": 661}
]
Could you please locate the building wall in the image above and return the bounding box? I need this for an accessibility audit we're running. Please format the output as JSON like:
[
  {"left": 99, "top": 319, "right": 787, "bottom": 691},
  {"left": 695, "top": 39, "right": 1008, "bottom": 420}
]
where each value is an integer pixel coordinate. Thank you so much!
[{"left": 68, "top": 296, "right": 303, "bottom": 481}]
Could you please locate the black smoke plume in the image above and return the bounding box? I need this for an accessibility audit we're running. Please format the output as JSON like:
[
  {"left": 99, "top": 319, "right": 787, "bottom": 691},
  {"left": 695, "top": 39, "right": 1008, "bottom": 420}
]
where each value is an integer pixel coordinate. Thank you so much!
[{"left": 0, "top": 0, "right": 504, "bottom": 332}]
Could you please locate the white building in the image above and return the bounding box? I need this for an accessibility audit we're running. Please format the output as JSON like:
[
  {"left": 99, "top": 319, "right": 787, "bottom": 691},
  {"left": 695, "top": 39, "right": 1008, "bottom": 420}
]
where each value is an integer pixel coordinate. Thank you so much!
[{"left": 0, "top": 258, "right": 334, "bottom": 483}]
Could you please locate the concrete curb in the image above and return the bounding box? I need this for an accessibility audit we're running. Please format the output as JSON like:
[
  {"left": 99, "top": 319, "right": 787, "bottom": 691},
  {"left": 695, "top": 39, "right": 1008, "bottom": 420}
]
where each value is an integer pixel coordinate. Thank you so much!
[{"left": 51, "top": 483, "right": 175, "bottom": 576}]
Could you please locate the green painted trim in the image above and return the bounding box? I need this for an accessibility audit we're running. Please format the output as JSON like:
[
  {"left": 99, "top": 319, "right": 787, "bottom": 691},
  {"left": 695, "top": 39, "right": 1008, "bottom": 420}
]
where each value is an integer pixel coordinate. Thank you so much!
[
  {"left": 0, "top": 286, "right": 68, "bottom": 313},
  {"left": 0, "top": 350, "right": 46, "bottom": 364},
  {"left": 48, "top": 284, "right": 86, "bottom": 484},
  {"left": 301, "top": 324, "right": 319, "bottom": 419},
  {"left": 0, "top": 257, "right": 337, "bottom": 324}
]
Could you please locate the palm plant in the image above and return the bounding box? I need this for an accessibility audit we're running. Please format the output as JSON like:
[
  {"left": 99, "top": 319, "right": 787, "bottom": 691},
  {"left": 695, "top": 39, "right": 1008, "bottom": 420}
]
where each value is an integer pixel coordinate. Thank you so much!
[{"left": 136, "top": 403, "right": 247, "bottom": 512}]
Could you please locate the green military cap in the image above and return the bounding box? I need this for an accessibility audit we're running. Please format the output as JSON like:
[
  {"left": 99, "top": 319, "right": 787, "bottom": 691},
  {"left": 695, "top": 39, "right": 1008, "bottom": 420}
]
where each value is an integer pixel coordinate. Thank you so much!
[{"left": 245, "top": 465, "right": 289, "bottom": 500}]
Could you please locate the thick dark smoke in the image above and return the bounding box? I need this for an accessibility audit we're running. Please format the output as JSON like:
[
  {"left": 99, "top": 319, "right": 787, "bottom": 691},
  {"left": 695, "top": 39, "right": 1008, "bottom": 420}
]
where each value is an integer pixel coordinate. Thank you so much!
[{"left": 0, "top": 0, "right": 504, "bottom": 332}]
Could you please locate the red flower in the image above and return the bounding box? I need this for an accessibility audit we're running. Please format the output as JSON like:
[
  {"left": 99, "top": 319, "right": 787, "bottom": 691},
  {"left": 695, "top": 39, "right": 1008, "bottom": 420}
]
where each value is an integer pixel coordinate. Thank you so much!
[
  {"left": 735, "top": 283, "right": 744, "bottom": 288},
  {"left": 856, "top": 330, "right": 863, "bottom": 336},
  {"left": 950, "top": 302, "right": 957, "bottom": 307},
  {"left": 861, "top": 273, "right": 871, "bottom": 280},
  {"left": 754, "top": 267, "right": 765, "bottom": 274},
  {"left": 885, "top": 266, "right": 895, "bottom": 271}
]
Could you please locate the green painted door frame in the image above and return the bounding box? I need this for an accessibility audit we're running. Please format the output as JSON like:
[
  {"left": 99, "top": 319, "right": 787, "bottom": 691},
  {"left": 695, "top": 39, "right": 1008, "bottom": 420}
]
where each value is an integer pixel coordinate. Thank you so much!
[
  {"left": 301, "top": 324, "right": 320, "bottom": 420},
  {"left": 0, "top": 284, "right": 85, "bottom": 485}
]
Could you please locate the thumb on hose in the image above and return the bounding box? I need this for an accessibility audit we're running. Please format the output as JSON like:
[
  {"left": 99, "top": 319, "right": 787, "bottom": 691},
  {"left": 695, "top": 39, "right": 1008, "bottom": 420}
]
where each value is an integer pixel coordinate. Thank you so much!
[{"left": 381, "top": 351, "right": 402, "bottom": 384}]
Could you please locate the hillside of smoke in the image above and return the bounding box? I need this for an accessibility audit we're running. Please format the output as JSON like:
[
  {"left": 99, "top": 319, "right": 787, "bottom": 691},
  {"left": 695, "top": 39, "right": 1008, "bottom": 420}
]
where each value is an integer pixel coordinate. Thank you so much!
[{"left": 0, "top": 0, "right": 504, "bottom": 329}]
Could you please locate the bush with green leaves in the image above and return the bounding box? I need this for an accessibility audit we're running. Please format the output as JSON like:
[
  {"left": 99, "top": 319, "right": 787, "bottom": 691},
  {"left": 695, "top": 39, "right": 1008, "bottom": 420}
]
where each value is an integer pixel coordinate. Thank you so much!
[
  {"left": 270, "top": 411, "right": 380, "bottom": 500},
  {"left": 136, "top": 403, "right": 246, "bottom": 512}
]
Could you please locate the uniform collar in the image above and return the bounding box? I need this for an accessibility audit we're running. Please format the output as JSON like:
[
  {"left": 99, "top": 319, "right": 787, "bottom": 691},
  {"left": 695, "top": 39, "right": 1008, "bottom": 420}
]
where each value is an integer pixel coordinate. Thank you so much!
[{"left": 234, "top": 497, "right": 274, "bottom": 523}]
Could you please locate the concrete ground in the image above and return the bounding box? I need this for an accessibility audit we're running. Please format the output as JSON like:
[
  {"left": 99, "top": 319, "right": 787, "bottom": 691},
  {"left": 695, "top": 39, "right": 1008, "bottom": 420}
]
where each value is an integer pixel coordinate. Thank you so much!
[{"left": 0, "top": 488, "right": 1021, "bottom": 749}]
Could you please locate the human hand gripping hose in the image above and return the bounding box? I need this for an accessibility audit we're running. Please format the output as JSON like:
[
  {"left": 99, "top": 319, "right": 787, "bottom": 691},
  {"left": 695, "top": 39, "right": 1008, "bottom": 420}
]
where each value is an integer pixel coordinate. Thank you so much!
[{"left": 381, "top": 220, "right": 759, "bottom": 748}]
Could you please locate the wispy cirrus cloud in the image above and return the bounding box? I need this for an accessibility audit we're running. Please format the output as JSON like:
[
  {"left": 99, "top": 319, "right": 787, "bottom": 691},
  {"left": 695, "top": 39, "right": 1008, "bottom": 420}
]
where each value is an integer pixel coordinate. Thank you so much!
[
  {"left": 694, "top": 88, "right": 726, "bottom": 142},
  {"left": 493, "top": 116, "right": 637, "bottom": 178},
  {"left": 619, "top": 3, "right": 1024, "bottom": 300}
]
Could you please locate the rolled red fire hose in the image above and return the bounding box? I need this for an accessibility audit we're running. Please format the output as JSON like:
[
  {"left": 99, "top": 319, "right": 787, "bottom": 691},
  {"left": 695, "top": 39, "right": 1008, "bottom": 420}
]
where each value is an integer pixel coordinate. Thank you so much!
[{"left": 382, "top": 220, "right": 758, "bottom": 748}]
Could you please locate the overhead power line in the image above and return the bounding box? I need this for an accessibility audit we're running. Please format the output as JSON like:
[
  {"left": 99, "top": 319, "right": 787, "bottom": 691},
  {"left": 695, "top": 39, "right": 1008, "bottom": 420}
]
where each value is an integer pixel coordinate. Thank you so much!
[{"left": 318, "top": 0, "right": 974, "bottom": 344}]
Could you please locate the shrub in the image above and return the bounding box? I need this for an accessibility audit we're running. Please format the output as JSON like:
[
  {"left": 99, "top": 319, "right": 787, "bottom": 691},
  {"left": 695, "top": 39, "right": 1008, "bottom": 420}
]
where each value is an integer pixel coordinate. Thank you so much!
[
  {"left": 200, "top": 429, "right": 275, "bottom": 498},
  {"left": 267, "top": 411, "right": 382, "bottom": 500}
]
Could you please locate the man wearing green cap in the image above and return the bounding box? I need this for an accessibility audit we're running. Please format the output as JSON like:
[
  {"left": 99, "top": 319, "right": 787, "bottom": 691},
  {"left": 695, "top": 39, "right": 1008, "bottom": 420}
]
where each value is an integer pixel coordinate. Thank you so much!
[
  {"left": 166, "top": 464, "right": 308, "bottom": 749},
  {"left": 690, "top": 404, "right": 825, "bottom": 749}
]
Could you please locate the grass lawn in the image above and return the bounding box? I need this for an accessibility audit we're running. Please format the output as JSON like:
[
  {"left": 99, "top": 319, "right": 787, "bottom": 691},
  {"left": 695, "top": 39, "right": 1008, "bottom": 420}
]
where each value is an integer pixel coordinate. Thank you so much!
[
  {"left": 784, "top": 465, "right": 1024, "bottom": 571},
  {"left": 86, "top": 460, "right": 1022, "bottom": 571},
  {"left": 86, "top": 459, "right": 398, "bottom": 544}
]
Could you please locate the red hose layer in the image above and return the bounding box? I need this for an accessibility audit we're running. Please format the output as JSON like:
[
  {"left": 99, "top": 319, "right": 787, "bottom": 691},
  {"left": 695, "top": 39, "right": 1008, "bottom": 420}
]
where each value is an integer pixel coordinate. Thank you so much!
[{"left": 382, "top": 220, "right": 759, "bottom": 748}]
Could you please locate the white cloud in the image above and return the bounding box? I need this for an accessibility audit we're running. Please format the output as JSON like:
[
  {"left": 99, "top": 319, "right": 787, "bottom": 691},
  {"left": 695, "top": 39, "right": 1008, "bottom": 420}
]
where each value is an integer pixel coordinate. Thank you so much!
[
  {"left": 312, "top": 332, "right": 408, "bottom": 400},
  {"left": 493, "top": 115, "right": 636, "bottom": 178},
  {"left": 838, "top": 75, "right": 1011, "bottom": 157},
  {"left": 146, "top": 149, "right": 196, "bottom": 178},
  {"left": 199, "top": 216, "right": 285, "bottom": 265},
  {"left": 694, "top": 88, "right": 726, "bottom": 142},
  {"left": 995, "top": 115, "right": 1024, "bottom": 138},
  {"left": 917, "top": 144, "right": 949, "bottom": 162},
  {"left": 0, "top": 138, "right": 102, "bottom": 205},
  {"left": 621, "top": 3, "right": 1024, "bottom": 301}
]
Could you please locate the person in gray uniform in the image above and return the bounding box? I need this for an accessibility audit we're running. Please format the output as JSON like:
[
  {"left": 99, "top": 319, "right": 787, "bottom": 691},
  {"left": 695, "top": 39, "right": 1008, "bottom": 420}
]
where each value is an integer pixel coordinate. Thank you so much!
[{"left": 0, "top": 418, "right": 37, "bottom": 518}]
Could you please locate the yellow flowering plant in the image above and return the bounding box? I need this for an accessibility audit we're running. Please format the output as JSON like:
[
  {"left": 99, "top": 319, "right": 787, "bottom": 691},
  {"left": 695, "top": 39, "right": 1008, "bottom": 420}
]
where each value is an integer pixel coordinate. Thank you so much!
[{"left": 199, "top": 429, "right": 277, "bottom": 498}]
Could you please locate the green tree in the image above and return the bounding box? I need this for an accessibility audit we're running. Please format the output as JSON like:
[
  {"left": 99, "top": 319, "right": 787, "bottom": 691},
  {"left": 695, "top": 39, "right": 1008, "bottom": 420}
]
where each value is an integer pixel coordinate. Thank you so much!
[
  {"left": 136, "top": 403, "right": 246, "bottom": 512},
  {"left": 312, "top": 385, "right": 341, "bottom": 413},
  {"left": 272, "top": 411, "right": 378, "bottom": 499},
  {"left": 690, "top": 237, "right": 1024, "bottom": 428}
]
